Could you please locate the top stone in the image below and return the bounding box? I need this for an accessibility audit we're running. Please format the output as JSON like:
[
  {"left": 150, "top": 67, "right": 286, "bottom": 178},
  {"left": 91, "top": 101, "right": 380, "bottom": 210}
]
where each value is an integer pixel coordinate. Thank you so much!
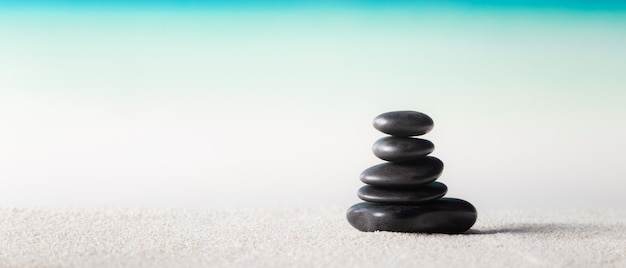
[{"left": 373, "top": 111, "right": 434, "bottom": 137}]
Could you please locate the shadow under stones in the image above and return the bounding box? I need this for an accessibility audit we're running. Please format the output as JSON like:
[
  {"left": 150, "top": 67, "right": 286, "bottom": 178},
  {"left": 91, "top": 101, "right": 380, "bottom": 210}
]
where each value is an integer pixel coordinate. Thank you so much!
[{"left": 465, "top": 222, "right": 611, "bottom": 235}]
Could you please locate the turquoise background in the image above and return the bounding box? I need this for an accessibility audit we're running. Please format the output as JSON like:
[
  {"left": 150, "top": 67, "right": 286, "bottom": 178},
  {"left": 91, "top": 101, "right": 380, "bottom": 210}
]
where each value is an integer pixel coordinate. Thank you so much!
[{"left": 1, "top": 1, "right": 625, "bottom": 209}]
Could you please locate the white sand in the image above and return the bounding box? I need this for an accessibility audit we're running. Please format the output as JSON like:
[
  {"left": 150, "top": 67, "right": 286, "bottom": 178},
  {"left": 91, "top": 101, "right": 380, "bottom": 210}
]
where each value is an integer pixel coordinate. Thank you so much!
[{"left": 0, "top": 207, "right": 624, "bottom": 267}]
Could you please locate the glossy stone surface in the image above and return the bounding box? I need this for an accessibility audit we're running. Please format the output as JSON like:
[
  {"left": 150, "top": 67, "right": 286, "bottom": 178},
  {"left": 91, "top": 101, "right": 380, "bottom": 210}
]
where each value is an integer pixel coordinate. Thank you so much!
[
  {"left": 360, "top": 156, "right": 444, "bottom": 188},
  {"left": 373, "top": 111, "right": 434, "bottom": 137},
  {"left": 346, "top": 198, "right": 477, "bottom": 233},
  {"left": 357, "top": 182, "right": 447, "bottom": 204},
  {"left": 372, "top": 137, "right": 434, "bottom": 162}
]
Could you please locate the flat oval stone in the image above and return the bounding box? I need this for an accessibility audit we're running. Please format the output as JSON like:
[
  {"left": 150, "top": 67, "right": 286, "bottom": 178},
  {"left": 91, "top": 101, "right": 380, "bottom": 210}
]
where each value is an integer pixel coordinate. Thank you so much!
[
  {"left": 373, "top": 111, "right": 434, "bottom": 137},
  {"left": 372, "top": 137, "right": 434, "bottom": 162},
  {"left": 360, "top": 156, "right": 444, "bottom": 188},
  {"left": 346, "top": 198, "right": 477, "bottom": 233},
  {"left": 357, "top": 182, "right": 447, "bottom": 204}
]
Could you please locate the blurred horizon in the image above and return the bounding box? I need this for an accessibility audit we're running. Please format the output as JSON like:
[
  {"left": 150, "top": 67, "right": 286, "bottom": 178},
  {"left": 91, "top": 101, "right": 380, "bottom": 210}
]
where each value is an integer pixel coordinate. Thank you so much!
[{"left": 1, "top": 0, "right": 625, "bottom": 10}]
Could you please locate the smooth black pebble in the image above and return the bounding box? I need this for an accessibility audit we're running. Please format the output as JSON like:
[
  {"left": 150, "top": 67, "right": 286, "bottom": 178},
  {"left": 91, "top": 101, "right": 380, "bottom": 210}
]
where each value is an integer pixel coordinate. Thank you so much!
[
  {"left": 373, "top": 111, "right": 434, "bottom": 137},
  {"left": 346, "top": 198, "right": 477, "bottom": 233},
  {"left": 360, "top": 156, "right": 444, "bottom": 188},
  {"left": 372, "top": 136, "right": 434, "bottom": 162},
  {"left": 357, "top": 182, "right": 447, "bottom": 204}
]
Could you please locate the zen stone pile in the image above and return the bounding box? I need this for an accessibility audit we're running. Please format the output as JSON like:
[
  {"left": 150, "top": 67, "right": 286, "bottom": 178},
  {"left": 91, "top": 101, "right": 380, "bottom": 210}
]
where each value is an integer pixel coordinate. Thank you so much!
[{"left": 347, "top": 111, "right": 477, "bottom": 233}]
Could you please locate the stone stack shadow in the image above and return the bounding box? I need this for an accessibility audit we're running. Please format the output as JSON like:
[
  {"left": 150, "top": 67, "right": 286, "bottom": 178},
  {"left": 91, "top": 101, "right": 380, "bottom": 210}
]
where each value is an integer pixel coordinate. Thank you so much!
[{"left": 347, "top": 111, "right": 477, "bottom": 233}]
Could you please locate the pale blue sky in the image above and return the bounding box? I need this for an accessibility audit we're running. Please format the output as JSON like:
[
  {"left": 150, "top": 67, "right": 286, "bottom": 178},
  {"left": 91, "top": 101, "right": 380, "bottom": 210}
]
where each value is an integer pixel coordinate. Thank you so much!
[{"left": 1, "top": 5, "right": 625, "bottom": 209}]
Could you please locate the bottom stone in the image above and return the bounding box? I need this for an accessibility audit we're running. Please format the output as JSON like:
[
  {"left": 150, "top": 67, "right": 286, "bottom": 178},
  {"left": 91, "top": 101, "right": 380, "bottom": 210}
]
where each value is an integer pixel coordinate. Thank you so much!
[{"left": 346, "top": 198, "right": 477, "bottom": 233}]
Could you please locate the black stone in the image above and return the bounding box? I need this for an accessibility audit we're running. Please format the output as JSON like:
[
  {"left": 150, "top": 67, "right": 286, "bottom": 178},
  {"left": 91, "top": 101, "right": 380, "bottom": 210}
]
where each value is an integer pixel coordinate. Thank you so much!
[
  {"left": 360, "top": 156, "right": 444, "bottom": 188},
  {"left": 357, "top": 182, "right": 447, "bottom": 204},
  {"left": 373, "top": 111, "right": 434, "bottom": 137},
  {"left": 346, "top": 198, "right": 477, "bottom": 233},
  {"left": 372, "top": 137, "right": 434, "bottom": 162}
]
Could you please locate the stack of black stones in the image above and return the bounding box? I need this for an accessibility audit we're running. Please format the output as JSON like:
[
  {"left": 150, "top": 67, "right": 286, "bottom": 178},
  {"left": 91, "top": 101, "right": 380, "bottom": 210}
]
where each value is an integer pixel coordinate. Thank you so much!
[{"left": 347, "top": 111, "right": 477, "bottom": 233}]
